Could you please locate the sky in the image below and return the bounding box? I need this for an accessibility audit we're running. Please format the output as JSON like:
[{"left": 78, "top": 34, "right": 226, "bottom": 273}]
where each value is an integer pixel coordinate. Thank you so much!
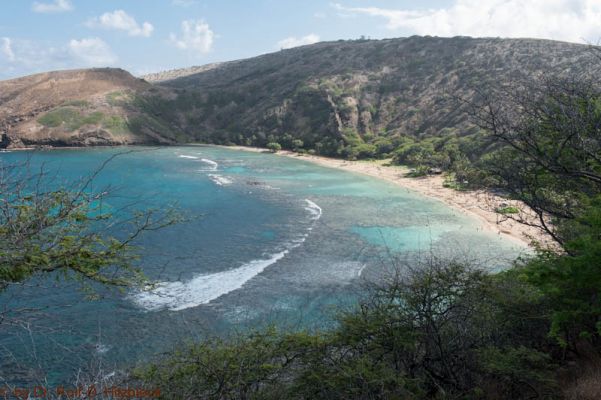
[{"left": 0, "top": 0, "right": 600, "bottom": 80}]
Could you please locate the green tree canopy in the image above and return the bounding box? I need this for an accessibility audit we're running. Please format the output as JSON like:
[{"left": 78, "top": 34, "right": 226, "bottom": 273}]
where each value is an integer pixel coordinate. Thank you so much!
[
  {"left": 0, "top": 152, "right": 177, "bottom": 294},
  {"left": 266, "top": 142, "right": 282, "bottom": 152}
]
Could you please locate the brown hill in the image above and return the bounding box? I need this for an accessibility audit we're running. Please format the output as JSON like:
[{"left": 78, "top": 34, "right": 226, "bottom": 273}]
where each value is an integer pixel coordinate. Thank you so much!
[
  {"left": 0, "top": 68, "right": 181, "bottom": 148},
  {"left": 1, "top": 36, "right": 598, "bottom": 155}
]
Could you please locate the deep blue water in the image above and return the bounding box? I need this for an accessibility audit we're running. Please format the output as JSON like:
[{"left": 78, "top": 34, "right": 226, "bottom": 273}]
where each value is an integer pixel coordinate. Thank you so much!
[{"left": 0, "top": 146, "right": 527, "bottom": 385}]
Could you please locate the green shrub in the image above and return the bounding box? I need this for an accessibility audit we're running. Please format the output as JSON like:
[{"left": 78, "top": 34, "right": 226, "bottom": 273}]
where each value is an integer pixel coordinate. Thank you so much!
[
  {"left": 442, "top": 174, "right": 470, "bottom": 191},
  {"left": 38, "top": 108, "right": 104, "bottom": 130},
  {"left": 496, "top": 206, "right": 520, "bottom": 214},
  {"left": 140, "top": 261, "right": 557, "bottom": 400},
  {"left": 291, "top": 139, "right": 304, "bottom": 151},
  {"left": 81, "top": 111, "right": 104, "bottom": 127},
  {"left": 62, "top": 100, "right": 89, "bottom": 107},
  {"left": 373, "top": 137, "right": 395, "bottom": 155},
  {"left": 267, "top": 142, "right": 281, "bottom": 152},
  {"left": 38, "top": 108, "right": 80, "bottom": 128},
  {"left": 102, "top": 115, "right": 129, "bottom": 135}
]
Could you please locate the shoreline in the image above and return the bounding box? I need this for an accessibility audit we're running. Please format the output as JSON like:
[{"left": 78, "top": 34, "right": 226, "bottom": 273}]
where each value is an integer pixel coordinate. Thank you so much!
[
  {"left": 219, "top": 145, "right": 554, "bottom": 250},
  {"left": 3, "top": 143, "right": 554, "bottom": 249}
]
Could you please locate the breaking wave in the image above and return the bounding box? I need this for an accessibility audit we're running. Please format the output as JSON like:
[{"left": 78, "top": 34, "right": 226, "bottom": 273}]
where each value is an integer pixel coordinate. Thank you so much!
[
  {"left": 208, "top": 174, "right": 233, "bottom": 186},
  {"left": 131, "top": 199, "right": 322, "bottom": 311},
  {"left": 304, "top": 199, "right": 322, "bottom": 221},
  {"left": 178, "top": 154, "right": 218, "bottom": 171},
  {"left": 200, "top": 158, "right": 218, "bottom": 170}
]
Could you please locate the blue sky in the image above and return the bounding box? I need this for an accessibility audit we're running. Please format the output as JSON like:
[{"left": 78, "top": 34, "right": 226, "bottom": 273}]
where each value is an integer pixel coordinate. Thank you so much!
[{"left": 0, "top": 0, "right": 599, "bottom": 80}]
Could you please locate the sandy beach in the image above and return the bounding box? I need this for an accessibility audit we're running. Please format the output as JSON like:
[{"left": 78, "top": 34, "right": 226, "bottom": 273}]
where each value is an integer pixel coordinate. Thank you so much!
[{"left": 220, "top": 145, "right": 554, "bottom": 250}]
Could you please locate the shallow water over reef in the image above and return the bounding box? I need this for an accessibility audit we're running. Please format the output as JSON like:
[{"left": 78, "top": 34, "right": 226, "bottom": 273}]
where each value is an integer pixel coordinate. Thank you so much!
[{"left": 0, "top": 146, "right": 526, "bottom": 384}]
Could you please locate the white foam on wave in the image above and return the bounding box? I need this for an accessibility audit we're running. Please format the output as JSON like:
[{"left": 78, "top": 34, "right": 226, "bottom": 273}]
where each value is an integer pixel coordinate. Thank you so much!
[
  {"left": 304, "top": 199, "right": 322, "bottom": 221},
  {"left": 131, "top": 199, "right": 323, "bottom": 311},
  {"left": 132, "top": 250, "right": 290, "bottom": 311},
  {"left": 208, "top": 174, "right": 233, "bottom": 186},
  {"left": 200, "top": 158, "right": 218, "bottom": 170},
  {"left": 178, "top": 155, "right": 218, "bottom": 171}
]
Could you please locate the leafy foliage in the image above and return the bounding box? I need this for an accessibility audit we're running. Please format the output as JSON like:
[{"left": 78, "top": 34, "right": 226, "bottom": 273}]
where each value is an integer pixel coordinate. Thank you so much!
[
  {"left": 0, "top": 153, "right": 178, "bottom": 293},
  {"left": 474, "top": 77, "right": 601, "bottom": 246},
  {"left": 514, "top": 199, "right": 601, "bottom": 348},
  {"left": 140, "top": 261, "right": 557, "bottom": 399},
  {"left": 102, "top": 115, "right": 130, "bottom": 135},
  {"left": 266, "top": 142, "right": 281, "bottom": 152},
  {"left": 495, "top": 206, "right": 520, "bottom": 214},
  {"left": 140, "top": 328, "right": 323, "bottom": 400}
]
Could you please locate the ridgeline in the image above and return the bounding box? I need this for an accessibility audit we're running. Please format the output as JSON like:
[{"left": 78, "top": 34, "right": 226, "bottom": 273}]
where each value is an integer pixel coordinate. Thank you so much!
[{"left": 1, "top": 36, "right": 596, "bottom": 158}]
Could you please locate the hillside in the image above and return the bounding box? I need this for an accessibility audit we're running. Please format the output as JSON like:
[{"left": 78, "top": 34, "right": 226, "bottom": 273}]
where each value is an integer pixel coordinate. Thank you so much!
[
  {"left": 0, "top": 68, "right": 184, "bottom": 148},
  {"left": 145, "top": 36, "right": 596, "bottom": 157},
  {"left": 1, "top": 36, "right": 597, "bottom": 154},
  {"left": 141, "top": 62, "right": 226, "bottom": 83}
]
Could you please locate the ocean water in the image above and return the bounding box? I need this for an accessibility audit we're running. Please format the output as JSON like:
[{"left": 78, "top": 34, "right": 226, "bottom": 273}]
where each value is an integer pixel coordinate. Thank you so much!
[{"left": 0, "top": 146, "right": 527, "bottom": 385}]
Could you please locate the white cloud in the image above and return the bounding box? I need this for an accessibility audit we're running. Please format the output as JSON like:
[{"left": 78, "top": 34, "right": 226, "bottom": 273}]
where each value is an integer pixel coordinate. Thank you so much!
[
  {"left": 0, "top": 37, "right": 118, "bottom": 79},
  {"left": 86, "top": 10, "right": 154, "bottom": 37},
  {"left": 68, "top": 37, "right": 117, "bottom": 66},
  {"left": 277, "top": 34, "right": 320, "bottom": 49},
  {"left": 31, "top": 0, "right": 73, "bottom": 13},
  {"left": 333, "top": 0, "right": 601, "bottom": 44},
  {"left": 1, "top": 37, "right": 15, "bottom": 62},
  {"left": 170, "top": 20, "right": 214, "bottom": 55},
  {"left": 0, "top": 39, "right": 66, "bottom": 73}
]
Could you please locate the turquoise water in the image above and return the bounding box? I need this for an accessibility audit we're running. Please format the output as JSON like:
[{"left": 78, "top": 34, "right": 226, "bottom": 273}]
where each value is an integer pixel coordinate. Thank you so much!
[{"left": 0, "top": 146, "right": 527, "bottom": 384}]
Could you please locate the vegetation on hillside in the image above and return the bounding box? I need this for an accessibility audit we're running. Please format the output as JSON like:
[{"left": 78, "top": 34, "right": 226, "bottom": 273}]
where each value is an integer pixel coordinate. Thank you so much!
[
  {"left": 0, "top": 68, "right": 157, "bottom": 148},
  {"left": 37, "top": 106, "right": 133, "bottom": 136},
  {"left": 146, "top": 37, "right": 596, "bottom": 166}
]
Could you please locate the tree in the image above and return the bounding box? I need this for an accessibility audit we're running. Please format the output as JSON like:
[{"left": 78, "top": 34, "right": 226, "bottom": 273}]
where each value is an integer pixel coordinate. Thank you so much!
[
  {"left": 267, "top": 142, "right": 282, "bottom": 153},
  {"left": 373, "top": 137, "right": 395, "bottom": 156},
  {"left": 291, "top": 139, "right": 304, "bottom": 152},
  {"left": 467, "top": 66, "right": 601, "bottom": 351},
  {"left": 0, "top": 151, "right": 178, "bottom": 302},
  {"left": 470, "top": 75, "right": 601, "bottom": 247},
  {"left": 515, "top": 201, "right": 601, "bottom": 349},
  {"left": 139, "top": 328, "right": 322, "bottom": 400},
  {"left": 140, "top": 259, "right": 557, "bottom": 400},
  {"left": 393, "top": 140, "right": 439, "bottom": 171},
  {"left": 0, "top": 150, "right": 180, "bottom": 390}
]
